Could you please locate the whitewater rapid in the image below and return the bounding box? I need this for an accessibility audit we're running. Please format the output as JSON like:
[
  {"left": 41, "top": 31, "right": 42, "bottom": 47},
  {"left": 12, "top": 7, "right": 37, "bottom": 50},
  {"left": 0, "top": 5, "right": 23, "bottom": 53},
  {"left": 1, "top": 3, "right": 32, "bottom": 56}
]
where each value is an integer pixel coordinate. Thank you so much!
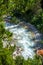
[{"left": 5, "top": 22, "right": 36, "bottom": 60}]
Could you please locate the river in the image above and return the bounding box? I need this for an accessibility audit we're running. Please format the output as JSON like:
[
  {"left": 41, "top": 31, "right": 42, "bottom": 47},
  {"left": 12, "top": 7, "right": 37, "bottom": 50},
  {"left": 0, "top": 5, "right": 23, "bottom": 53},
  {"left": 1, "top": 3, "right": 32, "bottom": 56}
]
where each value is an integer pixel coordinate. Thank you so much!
[{"left": 4, "top": 20, "right": 43, "bottom": 60}]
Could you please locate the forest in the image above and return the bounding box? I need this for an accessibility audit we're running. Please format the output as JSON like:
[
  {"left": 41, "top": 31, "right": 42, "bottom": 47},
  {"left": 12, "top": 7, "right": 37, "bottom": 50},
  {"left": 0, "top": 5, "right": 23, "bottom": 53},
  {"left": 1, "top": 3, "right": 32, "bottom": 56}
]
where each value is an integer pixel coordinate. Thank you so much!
[{"left": 0, "top": 0, "right": 43, "bottom": 65}]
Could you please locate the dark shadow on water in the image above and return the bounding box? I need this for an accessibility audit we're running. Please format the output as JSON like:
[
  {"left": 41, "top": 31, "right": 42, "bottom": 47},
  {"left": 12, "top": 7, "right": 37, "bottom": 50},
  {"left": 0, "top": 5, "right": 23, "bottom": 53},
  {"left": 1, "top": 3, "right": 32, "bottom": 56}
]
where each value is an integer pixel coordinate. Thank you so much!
[{"left": 33, "top": 42, "right": 43, "bottom": 50}]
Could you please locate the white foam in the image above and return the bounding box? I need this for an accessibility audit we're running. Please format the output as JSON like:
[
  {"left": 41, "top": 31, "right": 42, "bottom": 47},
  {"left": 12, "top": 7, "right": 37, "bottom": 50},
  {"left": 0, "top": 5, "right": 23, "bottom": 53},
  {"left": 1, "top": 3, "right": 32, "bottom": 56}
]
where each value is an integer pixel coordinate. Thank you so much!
[{"left": 5, "top": 22, "right": 35, "bottom": 60}]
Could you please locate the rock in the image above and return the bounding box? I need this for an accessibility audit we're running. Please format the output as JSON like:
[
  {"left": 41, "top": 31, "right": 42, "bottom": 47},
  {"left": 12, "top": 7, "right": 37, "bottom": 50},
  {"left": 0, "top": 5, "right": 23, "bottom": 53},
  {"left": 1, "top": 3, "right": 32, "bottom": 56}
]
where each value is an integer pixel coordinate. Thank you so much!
[
  {"left": 24, "top": 26, "right": 28, "bottom": 29},
  {"left": 36, "top": 49, "right": 43, "bottom": 56}
]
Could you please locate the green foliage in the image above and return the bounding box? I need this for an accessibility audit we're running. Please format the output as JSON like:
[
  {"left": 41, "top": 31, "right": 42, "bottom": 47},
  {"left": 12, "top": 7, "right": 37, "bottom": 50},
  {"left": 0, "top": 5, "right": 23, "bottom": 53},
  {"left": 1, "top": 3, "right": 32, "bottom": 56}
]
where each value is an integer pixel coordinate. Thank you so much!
[
  {"left": 31, "top": 9, "right": 43, "bottom": 33},
  {"left": 15, "top": 56, "right": 24, "bottom": 65},
  {"left": 0, "top": 39, "right": 3, "bottom": 49},
  {"left": 0, "top": 22, "right": 5, "bottom": 38},
  {"left": 14, "top": 55, "right": 42, "bottom": 65},
  {"left": 0, "top": 48, "right": 15, "bottom": 65},
  {"left": 9, "top": 45, "right": 16, "bottom": 54},
  {"left": 5, "top": 30, "right": 12, "bottom": 37},
  {"left": 23, "top": 55, "right": 42, "bottom": 65},
  {"left": 10, "top": 16, "right": 20, "bottom": 24},
  {"left": 0, "top": 22, "right": 14, "bottom": 65}
]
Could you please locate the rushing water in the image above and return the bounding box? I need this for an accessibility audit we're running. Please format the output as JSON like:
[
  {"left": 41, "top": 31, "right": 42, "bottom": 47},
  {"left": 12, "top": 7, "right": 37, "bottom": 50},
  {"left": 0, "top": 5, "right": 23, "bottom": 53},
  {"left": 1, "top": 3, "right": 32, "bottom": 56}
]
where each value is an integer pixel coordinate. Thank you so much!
[{"left": 5, "top": 22, "right": 39, "bottom": 60}]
